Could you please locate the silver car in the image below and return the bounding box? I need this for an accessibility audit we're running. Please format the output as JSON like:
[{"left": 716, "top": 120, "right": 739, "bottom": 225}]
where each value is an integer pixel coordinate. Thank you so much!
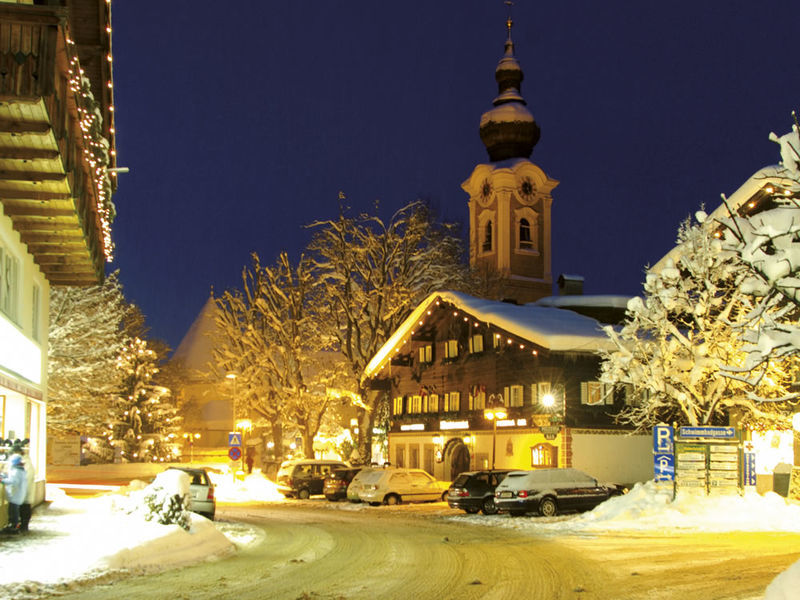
[{"left": 168, "top": 467, "right": 216, "bottom": 520}]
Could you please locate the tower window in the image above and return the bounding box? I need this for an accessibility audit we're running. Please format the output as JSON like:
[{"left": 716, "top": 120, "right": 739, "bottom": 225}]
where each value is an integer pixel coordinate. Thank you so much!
[
  {"left": 519, "top": 218, "right": 532, "bottom": 249},
  {"left": 483, "top": 220, "right": 493, "bottom": 252}
]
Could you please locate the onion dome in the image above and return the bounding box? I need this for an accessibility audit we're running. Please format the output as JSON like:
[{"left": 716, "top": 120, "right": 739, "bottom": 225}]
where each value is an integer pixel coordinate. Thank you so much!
[{"left": 479, "top": 17, "right": 540, "bottom": 162}]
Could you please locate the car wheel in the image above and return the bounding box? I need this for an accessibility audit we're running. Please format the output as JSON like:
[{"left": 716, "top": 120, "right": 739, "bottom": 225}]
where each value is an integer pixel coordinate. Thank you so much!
[
  {"left": 539, "top": 497, "right": 557, "bottom": 517},
  {"left": 464, "top": 506, "right": 480, "bottom": 514},
  {"left": 481, "top": 497, "right": 499, "bottom": 515},
  {"left": 441, "top": 491, "right": 449, "bottom": 502},
  {"left": 297, "top": 488, "right": 310, "bottom": 500},
  {"left": 384, "top": 493, "right": 401, "bottom": 506}
]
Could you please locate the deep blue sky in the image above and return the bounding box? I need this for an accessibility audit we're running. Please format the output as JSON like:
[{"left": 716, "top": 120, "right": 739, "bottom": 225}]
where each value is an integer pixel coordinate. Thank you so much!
[{"left": 110, "top": 1, "right": 800, "bottom": 351}]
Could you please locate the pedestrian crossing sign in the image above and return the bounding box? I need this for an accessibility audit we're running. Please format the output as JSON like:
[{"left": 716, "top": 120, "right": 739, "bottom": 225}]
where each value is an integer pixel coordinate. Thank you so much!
[{"left": 228, "top": 432, "right": 242, "bottom": 447}]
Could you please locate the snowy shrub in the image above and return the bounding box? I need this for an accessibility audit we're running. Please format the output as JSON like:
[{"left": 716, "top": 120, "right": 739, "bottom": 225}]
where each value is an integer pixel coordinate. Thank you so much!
[{"left": 139, "top": 470, "right": 192, "bottom": 531}]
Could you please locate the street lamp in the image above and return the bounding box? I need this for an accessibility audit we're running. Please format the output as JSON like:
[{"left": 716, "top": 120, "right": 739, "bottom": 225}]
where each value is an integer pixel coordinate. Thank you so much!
[
  {"left": 484, "top": 396, "right": 507, "bottom": 470},
  {"left": 182, "top": 432, "right": 201, "bottom": 463}
]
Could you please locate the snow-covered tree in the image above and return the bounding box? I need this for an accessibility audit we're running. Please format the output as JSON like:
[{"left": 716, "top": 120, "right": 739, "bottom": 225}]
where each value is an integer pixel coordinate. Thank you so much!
[
  {"left": 213, "top": 252, "right": 338, "bottom": 459},
  {"left": 47, "top": 271, "right": 140, "bottom": 436},
  {"left": 105, "top": 338, "right": 181, "bottom": 462},
  {"left": 714, "top": 120, "right": 800, "bottom": 384},
  {"left": 601, "top": 215, "right": 796, "bottom": 430},
  {"left": 306, "top": 199, "right": 466, "bottom": 462}
]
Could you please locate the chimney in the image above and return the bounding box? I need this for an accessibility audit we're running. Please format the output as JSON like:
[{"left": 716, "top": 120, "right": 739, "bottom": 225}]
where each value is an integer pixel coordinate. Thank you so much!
[{"left": 557, "top": 274, "right": 584, "bottom": 296}]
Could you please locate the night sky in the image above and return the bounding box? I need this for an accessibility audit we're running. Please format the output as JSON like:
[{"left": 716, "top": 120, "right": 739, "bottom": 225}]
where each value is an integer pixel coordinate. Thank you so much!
[{"left": 109, "top": 2, "right": 800, "bottom": 351}]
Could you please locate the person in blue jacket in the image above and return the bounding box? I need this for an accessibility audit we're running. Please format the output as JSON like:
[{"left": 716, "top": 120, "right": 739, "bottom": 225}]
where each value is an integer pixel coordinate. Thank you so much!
[{"left": 1, "top": 454, "right": 28, "bottom": 533}]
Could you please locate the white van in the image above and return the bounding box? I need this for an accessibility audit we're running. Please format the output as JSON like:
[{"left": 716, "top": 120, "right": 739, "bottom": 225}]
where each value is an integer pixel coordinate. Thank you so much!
[{"left": 357, "top": 467, "right": 449, "bottom": 505}]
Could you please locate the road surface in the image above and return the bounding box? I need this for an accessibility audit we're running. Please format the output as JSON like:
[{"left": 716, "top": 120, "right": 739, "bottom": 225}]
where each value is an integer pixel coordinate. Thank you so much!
[{"left": 57, "top": 501, "right": 799, "bottom": 600}]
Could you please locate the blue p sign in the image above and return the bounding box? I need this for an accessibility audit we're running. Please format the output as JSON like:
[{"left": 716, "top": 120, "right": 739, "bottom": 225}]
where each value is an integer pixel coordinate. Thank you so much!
[{"left": 653, "top": 425, "right": 674, "bottom": 454}]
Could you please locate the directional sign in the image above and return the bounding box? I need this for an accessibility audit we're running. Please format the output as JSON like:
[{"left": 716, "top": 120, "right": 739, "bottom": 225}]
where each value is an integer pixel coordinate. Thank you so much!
[
  {"left": 653, "top": 424, "right": 674, "bottom": 454},
  {"left": 678, "top": 426, "right": 736, "bottom": 440},
  {"left": 654, "top": 453, "right": 675, "bottom": 481},
  {"left": 228, "top": 446, "right": 242, "bottom": 461},
  {"left": 743, "top": 452, "right": 756, "bottom": 486},
  {"left": 228, "top": 432, "right": 242, "bottom": 447}
]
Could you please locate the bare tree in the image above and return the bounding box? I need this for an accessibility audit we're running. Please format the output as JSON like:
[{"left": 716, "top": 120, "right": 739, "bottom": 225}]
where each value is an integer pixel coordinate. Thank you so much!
[{"left": 306, "top": 199, "right": 467, "bottom": 462}]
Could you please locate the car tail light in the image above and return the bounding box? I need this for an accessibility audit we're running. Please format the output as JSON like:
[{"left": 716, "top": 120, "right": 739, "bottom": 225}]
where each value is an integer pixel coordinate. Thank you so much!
[
  {"left": 518, "top": 490, "right": 528, "bottom": 498},
  {"left": 207, "top": 486, "right": 215, "bottom": 501},
  {"left": 457, "top": 489, "right": 469, "bottom": 497}
]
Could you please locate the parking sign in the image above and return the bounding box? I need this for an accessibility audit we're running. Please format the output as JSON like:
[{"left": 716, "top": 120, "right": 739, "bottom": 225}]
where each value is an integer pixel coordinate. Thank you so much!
[{"left": 653, "top": 424, "right": 674, "bottom": 454}]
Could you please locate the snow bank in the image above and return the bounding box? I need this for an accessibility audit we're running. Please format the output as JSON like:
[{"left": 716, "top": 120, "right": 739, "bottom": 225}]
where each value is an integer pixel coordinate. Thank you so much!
[
  {"left": 208, "top": 468, "right": 286, "bottom": 503},
  {"left": 451, "top": 480, "right": 800, "bottom": 535},
  {"left": 765, "top": 558, "right": 800, "bottom": 600}
]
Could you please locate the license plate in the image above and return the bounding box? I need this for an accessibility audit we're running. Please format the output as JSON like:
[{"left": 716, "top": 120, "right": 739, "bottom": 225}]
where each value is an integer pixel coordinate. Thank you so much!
[{"left": 499, "top": 491, "right": 513, "bottom": 498}]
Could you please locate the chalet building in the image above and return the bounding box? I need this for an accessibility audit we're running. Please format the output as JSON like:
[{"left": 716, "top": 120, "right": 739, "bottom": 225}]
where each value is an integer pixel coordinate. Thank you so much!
[
  {"left": 0, "top": 0, "right": 117, "bottom": 518},
  {"left": 363, "top": 291, "right": 652, "bottom": 485}
]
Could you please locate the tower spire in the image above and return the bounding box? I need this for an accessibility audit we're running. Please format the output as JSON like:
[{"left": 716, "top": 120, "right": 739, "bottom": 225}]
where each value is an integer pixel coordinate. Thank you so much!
[{"left": 479, "top": 4, "right": 540, "bottom": 162}]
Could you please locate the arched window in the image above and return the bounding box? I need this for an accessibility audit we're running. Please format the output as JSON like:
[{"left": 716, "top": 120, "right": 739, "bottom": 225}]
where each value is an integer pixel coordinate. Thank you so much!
[
  {"left": 483, "top": 220, "right": 493, "bottom": 252},
  {"left": 531, "top": 443, "right": 558, "bottom": 468},
  {"left": 519, "top": 218, "right": 532, "bottom": 248}
]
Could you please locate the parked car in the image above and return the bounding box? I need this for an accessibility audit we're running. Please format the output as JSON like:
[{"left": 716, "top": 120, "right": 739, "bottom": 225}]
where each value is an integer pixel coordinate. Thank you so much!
[
  {"left": 494, "top": 468, "right": 623, "bottom": 517},
  {"left": 276, "top": 459, "right": 349, "bottom": 499},
  {"left": 358, "top": 467, "right": 449, "bottom": 505},
  {"left": 323, "top": 467, "right": 363, "bottom": 501},
  {"left": 447, "top": 469, "right": 511, "bottom": 515},
  {"left": 167, "top": 467, "right": 216, "bottom": 520},
  {"left": 346, "top": 466, "right": 381, "bottom": 502}
]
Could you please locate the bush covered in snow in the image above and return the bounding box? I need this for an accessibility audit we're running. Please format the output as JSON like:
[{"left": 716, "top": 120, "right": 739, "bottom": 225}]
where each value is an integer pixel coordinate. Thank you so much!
[{"left": 114, "top": 469, "right": 193, "bottom": 531}]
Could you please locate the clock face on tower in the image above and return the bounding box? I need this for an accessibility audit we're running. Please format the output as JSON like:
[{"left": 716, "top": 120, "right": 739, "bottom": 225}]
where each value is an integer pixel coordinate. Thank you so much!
[
  {"left": 519, "top": 177, "right": 534, "bottom": 201},
  {"left": 478, "top": 179, "right": 492, "bottom": 207}
]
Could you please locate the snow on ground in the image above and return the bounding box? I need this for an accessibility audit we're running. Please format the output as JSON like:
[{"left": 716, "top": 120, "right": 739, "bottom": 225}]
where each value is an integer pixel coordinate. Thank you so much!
[{"left": 1, "top": 470, "right": 798, "bottom": 599}]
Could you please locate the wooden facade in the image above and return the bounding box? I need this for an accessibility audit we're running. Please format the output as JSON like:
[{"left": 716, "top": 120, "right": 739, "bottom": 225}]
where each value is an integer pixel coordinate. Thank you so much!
[
  {"left": 0, "top": 1, "right": 116, "bottom": 286},
  {"left": 364, "top": 292, "right": 653, "bottom": 484}
]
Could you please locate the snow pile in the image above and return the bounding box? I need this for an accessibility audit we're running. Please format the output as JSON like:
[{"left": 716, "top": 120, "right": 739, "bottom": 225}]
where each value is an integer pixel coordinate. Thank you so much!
[
  {"left": 208, "top": 468, "right": 286, "bottom": 503},
  {"left": 454, "top": 480, "right": 800, "bottom": 535},
  {"left": 765, "top": 558, "right": 800, "bottom": 600},
  {"left": 0, "top": 484, "right": 244, "bottom": 597}
]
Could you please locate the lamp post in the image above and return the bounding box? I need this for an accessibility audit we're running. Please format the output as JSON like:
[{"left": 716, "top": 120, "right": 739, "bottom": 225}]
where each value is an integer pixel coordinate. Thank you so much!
[
  {"left": 225, "top": 372, "right": 238, "bottom": 428},
  {"left": 182, "top": 432, "right": 200, "bottom": 463},
  {"left": 484, "top": 396, "right": 507, "bottom": 470}
]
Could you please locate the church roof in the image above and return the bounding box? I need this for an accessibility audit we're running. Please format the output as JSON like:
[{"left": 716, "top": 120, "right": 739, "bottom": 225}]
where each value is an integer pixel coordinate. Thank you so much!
[{"left": 171, "top": 293, "right": 220, "bottom": 374}]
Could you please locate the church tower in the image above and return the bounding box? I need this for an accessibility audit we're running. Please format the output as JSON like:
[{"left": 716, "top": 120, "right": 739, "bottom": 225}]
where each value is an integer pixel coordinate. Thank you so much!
[{"left": 462, "top": 13, "right": 558, "bottom": 304}]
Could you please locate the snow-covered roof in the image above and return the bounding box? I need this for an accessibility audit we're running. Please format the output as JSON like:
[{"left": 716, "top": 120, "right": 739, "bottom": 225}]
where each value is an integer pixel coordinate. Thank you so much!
[
  {"left": 652, "top": 165, "right": 788, "bottom": 273},
  {"left": 363, "top": 290, "right": 614, "bottom": 381},
  {"left": 534, "top": 295, "right": 631, "bottom": 310}
]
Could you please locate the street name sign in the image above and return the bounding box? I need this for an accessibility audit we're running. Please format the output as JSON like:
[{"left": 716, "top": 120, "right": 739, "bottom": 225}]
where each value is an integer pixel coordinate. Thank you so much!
[{"left": 678, "top": 426, "right": 736, "bottom": 440}]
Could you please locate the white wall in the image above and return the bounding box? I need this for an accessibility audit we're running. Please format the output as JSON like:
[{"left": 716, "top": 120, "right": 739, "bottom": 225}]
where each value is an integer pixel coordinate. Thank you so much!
[{"left": 571, "top": 431, "right": 652, "bottom": 486}]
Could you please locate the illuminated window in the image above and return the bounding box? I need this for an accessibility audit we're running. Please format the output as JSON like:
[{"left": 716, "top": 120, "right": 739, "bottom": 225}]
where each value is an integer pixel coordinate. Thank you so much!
[
  {"left": 469, "top": 387, "right": 486, "bottom": 410},
  {"left": 418, "top": 344, "right": 433, "bottom": 364},
  {"left": 392, "top": 396, "right": 404, "bottom": 415},
  {"left": 444, "top": 391, "right": 460, "bottom": 412},
  {"left": 581, "top": 382, "right": 614, "bottom": 406},
  {"left": 504, "top": 385, "right": 524, "bottom": 407},
  {"left": 444, "top": 339, "right": 459, "bottom": 359},
  {"left": 469, "top": 334, "right": 484, "bottom": 354},
  {"left": 409, "top": 395, "right": 422, "bottom": 413},
  {"left": 531, "top": 443, "right": 558, "bottom": 468},
  {"left": 428, "top": 394, "right": 439, "bottom": 413}
]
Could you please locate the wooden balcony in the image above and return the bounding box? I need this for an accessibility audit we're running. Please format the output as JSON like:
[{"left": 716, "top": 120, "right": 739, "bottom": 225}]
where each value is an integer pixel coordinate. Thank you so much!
[{"left": 0, "top": 2, "right": 115, "bottom": 286}]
